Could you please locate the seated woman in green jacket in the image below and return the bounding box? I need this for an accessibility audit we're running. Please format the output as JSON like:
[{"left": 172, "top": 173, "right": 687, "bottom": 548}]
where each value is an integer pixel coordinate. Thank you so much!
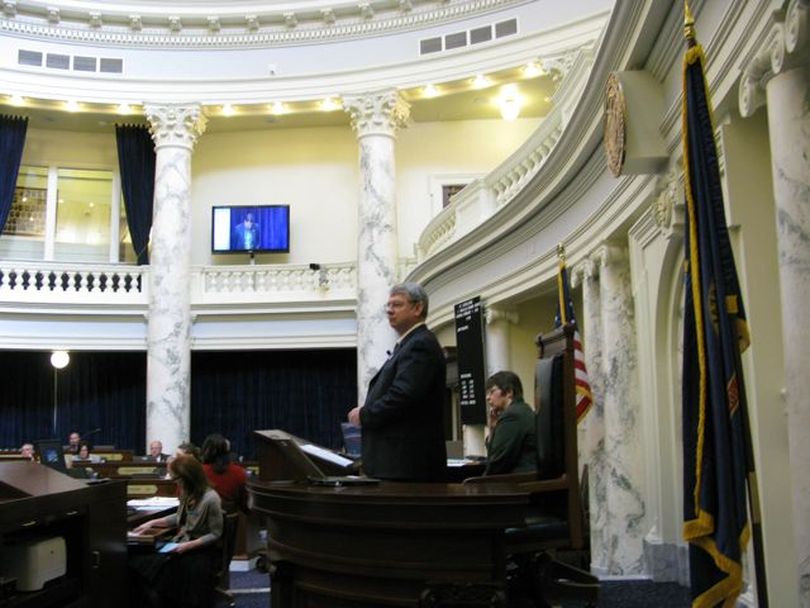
[{"left": 484, "top": 371, "right": 538, "bottom": 475}]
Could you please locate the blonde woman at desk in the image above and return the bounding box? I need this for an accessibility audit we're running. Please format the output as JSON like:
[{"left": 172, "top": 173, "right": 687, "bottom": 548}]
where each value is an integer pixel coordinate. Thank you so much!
[{"left": 129, "top": 454, "right": 224, "bottom": 607}]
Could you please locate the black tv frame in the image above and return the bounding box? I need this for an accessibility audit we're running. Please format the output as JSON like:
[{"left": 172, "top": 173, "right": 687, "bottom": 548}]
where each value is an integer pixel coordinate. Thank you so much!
[{"left": 211, "top": 204, "right": 290, "bottom": 254}]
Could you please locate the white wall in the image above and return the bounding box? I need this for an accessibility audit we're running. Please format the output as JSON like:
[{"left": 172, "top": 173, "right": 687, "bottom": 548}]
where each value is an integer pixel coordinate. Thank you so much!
[{"left": 17, "top": 118, "right": 540, "bottom": 267}]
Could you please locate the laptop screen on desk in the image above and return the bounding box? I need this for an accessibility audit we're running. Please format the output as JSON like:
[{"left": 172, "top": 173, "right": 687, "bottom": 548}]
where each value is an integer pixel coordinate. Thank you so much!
[{"left": 35, "top": 439, "right": 68, "bottom": 473}]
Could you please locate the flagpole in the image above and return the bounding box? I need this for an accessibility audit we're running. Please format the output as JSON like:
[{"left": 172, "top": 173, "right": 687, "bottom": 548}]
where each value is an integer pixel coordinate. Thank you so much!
[
  {"left": 730, "top": 321, "right": 769, "bottom": 607},
  {"left": 683, "top": 3, "right": 768, "bottom": 605}
]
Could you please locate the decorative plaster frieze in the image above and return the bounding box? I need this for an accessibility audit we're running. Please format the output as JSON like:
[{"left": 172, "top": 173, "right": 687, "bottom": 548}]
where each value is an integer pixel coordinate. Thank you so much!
[
  {"left": 46, "top": 6, "right": 58, "bottom": 23},
  {"left": 0, "top": 0, "right": 526, "bottom": 48},
  {"left": 321, "top": 8, "right": 336, "bottom": 26},
  {"left": 283, "top": 13, "right": 296, "bottom": 29},
  {"left": 651, "top": 166, "right": 684, "bottom": 239},
  {"left": 207, "top": 16, "right": 220, "bottom": 33},
  {"left": 245, "top": 14, "right": 259, "bottom": 31},
  {"left": 359, "top": 2, "right": 374, "bottom": 20},
  {"left": 484, "top": 306, "right": 518, "bottom": 326},
  {"left": 739, "top": 0, "right": 810, "bottom": 118},
  {"left": 144, "top": 103, "right": 207, "bottom": 150},
  {"left": 88, "top": 11, "right": 101, "bottom": 28},
  {"left": 343, "top": 90, "right": 410, "bottom": 139}
]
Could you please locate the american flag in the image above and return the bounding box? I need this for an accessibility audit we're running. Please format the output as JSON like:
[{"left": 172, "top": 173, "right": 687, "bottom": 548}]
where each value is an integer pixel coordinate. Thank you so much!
[{"left": 553, "top": 253, "right": 593, "bottom": 423}]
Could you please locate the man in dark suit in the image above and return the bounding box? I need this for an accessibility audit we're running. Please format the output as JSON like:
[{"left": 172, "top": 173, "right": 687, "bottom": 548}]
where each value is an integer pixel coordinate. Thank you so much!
[
  {"left": 348, "top": 282, "right": 447, "bottom": 482},
  {"left": 148, "top": 440, "right": 171, "bottom": 463}
]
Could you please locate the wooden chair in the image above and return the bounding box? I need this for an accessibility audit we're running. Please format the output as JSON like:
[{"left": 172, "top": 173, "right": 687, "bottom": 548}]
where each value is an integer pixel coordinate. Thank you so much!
[
  {"left": 465, "top": 324, "right": 598, "bottom": 606},
  {"left": 212, "top": 510, "right": 239, "bottom": 607}
]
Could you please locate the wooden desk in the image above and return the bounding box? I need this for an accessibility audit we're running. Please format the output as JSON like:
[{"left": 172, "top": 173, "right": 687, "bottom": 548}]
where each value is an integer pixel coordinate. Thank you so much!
[
  {"left": 250, "top": 479, "right": 528, "bottom": 607},
  {"left": 0, "top": 462, "right": 128, "bottom": 607}
]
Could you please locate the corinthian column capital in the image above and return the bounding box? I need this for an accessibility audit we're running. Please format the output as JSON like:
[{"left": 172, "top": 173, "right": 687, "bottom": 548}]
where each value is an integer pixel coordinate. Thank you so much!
[
  {"left": 144, "top": 103, "right": 207, "bottom": 150},
  {"left": 343, "top": 90, "right": 410, "bottom": 139},
  {"left": 484, "top": 306, "right": 519, "bottom": 326},
  {"left": 570, "top": 257, "right": 598, "bottom": 289}
]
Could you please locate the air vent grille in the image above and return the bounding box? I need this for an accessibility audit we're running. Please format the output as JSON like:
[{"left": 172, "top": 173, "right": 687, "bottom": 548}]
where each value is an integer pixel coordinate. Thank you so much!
[
  {"left": 420, "top": 37, "right": 442, "bottom": 54},
  {"left": 495, "top": 18, "right": 517, "bottom": 38},
  {"left": 99, "top": 58, "right": 123, "bottom": 73},
  {"left": 444, "top": 31, "right": 467, "bottom": 50},
  {"left": 73, "top": 56, "right": 96, "bottom": 72},
  {"left": 18, "top": 48, "right": 123, "bottom": 74},
  {"left": 18, "top": 50, "right": 42, "bottom": 66},
  {"left": 419, "top": 16, "right": 517, "bottom": 55},
  {"left": 46, "top": 53, "right": 70, "bottom": 69}
]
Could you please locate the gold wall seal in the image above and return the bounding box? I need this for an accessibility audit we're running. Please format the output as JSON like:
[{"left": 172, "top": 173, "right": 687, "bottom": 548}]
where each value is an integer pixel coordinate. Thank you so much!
[{"left": 604, "top": 72, "right": 626, "bottom": 177}]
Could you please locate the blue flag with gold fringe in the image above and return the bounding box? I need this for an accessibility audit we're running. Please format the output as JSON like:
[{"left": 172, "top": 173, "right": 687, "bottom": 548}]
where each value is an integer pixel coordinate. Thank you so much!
[{"left": 681, "top": 17, "right": 752, "bottom": 608}]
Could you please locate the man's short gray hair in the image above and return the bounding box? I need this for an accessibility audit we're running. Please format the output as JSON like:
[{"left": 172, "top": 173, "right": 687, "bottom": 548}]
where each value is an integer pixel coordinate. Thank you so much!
[{"left": 390, "top": 282, "right": 429, "bottom": 318}]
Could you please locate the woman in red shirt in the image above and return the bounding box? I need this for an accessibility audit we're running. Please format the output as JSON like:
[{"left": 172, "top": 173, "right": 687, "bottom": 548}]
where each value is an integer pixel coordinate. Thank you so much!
[{"left": 201, "top": 434, "right": 247, "bottom": 514}]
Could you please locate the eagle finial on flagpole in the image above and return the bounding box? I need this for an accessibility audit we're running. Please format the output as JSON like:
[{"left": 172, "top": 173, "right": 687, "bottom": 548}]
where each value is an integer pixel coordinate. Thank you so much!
[{"left": 556, "top": 242, "right": 566, "bottom": 263}]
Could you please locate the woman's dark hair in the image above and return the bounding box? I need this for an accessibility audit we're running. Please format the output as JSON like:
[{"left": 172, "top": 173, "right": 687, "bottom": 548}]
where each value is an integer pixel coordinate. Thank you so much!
[
  {"left": 201, "top": 433, "right": 231, "bottom": 475},
  {"left": 176, "top": 441, "right": 201, "bottom": 461},
  {"left": 485, "top": 370, "right": 524, "bottom": 400},
  {"left": 169, "top": 454, "right": 209, "bottom": 503}
]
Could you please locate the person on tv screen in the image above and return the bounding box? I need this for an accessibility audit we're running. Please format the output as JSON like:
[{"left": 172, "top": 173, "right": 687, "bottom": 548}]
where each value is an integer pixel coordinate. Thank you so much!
[
  {"left": 19, "top": 442, "right": 35, "bottom": 460},
  {"left": 232, "top": 212, "right": 260, "bottom": 251}
]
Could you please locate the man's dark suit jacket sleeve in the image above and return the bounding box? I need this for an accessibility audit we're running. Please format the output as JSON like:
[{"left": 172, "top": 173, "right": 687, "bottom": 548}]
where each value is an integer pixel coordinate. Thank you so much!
[{"left": 360, "top": 338, "right": 441, "bottom": 429}]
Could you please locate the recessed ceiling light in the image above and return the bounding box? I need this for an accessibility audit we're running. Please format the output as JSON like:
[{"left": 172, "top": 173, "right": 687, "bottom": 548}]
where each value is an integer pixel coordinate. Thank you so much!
[
  {"left": 523, "top": 62, "right": 541, "bottom": 78},
  {"left": 117, "top": 103, "right": 132, "bottom": 115},
  {"left": 271, "top": 101, "right": 286, "bottom": 114},
  {"left": 472, "top": 74, "right": 490, "bottom": 89},
  {"left": 321, "top": 97, "right": 339, "bottom": 112},
  {"left": 221, "top": 104, "right": 235, "bottom": 116},
  {"left": 8, "top": 95, "right": 24, "bottom": 106},
  {"left": 64, "top": 100, "right": 79, "bottom": 112},
  {"left": 423, "top": 84, "right": 439, "bottom": 98}
]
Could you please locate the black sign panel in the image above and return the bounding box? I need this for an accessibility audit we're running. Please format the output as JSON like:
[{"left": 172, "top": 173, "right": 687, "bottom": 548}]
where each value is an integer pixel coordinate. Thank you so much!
[{"left": 454, "top": 297, "right": 487, "bottom": 425}]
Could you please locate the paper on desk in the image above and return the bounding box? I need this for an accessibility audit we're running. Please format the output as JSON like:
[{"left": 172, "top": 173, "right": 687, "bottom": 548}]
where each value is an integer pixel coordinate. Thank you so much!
[
  {"left": 300, "top": 443, "right": 354, "bottom": 467},
  {"left": 127, "top": 496, "right": 180, "bottom": 509}
]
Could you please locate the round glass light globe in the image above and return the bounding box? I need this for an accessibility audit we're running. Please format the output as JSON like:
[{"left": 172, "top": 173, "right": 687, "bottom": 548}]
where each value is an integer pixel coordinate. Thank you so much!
[{"left": 51, "top": 350, "right": 70, "bottom": 369}]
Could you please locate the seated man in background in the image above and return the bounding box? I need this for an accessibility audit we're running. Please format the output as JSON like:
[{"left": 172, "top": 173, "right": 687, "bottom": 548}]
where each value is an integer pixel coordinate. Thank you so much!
[
  {"left": 19, "top": 442, "right": 35, "bottom": 460},
  {"left": 66, "top": 431, "right": 81, "bottom": 455},
  {"left": 148, "top": 440, "right": 171, "bottom": 463},
  {"left": 484, "top": 371, "right": 538, "bottom": 476}
]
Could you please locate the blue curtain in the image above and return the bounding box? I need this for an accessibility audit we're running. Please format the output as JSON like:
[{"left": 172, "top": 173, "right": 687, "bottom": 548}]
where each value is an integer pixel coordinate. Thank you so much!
[
  {"left": 115, "top": 124, "right": 155, "bottom": 265},
  {"left": 0, "top": 115, "right": 29, "bottom": 234},
  {"left": 191, "top": 349, "right": 357, "bottom": 459},
  {"left": 0, "top": 349, "right": 357, "bottom": 460},
  {"left": 0, "top": 351, "right": 147, "bottom": 450}
]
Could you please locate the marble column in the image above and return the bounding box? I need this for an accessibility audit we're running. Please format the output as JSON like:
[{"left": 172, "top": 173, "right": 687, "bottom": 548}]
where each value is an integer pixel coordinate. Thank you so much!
[
  {"left": 595, "top": 243, "right": 645, "bottom": 576},
  {"left": 739, "top": 2, "right": 810, "bottom": 601},
  {"left": 571, "top": 258, "right": 607, "bottom": 573},
  {"left": 343, "top": 91, "right": 410, "bottom": 400},
  {"left": 143, "top": 103, "right": 207, "bottom": 453},
  {"left": 467, "top": 306, "right": 519, "bottom": 455}
]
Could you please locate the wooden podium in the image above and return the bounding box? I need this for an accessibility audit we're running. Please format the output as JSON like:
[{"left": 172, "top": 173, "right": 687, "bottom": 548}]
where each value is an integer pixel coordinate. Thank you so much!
[{"left": 249, "top": 430, "right": 528, "bottom": 607}]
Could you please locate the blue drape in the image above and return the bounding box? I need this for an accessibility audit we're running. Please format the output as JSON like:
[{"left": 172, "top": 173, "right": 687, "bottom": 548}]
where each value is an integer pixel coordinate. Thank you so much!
[
  {"left": 0, "top": 115, "right": 29, "bottom": 234},
  {"left": 0, "top": 349, "right": 357, "bottom": 460},
  {"left": 115, "top": 124, "right": 155, "bottom": 265}
]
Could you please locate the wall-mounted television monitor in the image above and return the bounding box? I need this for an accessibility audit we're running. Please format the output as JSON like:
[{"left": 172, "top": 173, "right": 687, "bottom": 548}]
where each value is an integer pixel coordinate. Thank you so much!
[{"left": 211, "top": 204, "right": 290, "bottom": 254}]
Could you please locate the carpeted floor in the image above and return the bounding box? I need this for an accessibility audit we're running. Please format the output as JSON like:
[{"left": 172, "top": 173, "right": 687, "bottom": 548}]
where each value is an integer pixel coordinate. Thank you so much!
[{"left": 226, "top": 569, "right": 691, "bottom": 607}]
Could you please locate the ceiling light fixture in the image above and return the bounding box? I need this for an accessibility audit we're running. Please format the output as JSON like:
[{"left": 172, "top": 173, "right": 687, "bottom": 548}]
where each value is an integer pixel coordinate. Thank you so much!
[
  {"left": 497, "top": 84, "right": 522, "bottom": 121},
  {"left": 271, "top": 101, "right": 286, "bottom": 114},
  {"left": 221, "top": 104, "right": 235, "bottom": 116},
  {"left": 116, "top": 103, "right": 132, "bottom": 115},
  {"left": 523, "top": 62, "right": 542, "bottom": 78},
  {"left": 423, "top": 84, "right": 439, "bottom": 98},
  {"left": 472, "top": 74, "right": 490, "bottom": 89},
  {"left": 321, "top": 97, "right": 339, "bottom": 112},
  {"left": 64, "top": 100, "right": 79, "bottom": 112},
  {"left": 8, "top": 94, "right": 24, "bottom": 106}
]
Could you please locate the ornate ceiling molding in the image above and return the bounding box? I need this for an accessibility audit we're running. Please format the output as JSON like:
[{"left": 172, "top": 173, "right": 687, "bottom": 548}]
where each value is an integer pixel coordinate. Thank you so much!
[{"left": 0, "top": 0, "right": 529, "bottom": 48}]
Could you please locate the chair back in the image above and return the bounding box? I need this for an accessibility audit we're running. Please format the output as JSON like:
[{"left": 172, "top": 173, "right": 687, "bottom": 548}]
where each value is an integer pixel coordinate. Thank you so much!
[
  {"left": 532, "top": 323, "right": 583, "bottom": 549},
  {"left": 216, "top": 511, "right": 240, "bottom": 590}
]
